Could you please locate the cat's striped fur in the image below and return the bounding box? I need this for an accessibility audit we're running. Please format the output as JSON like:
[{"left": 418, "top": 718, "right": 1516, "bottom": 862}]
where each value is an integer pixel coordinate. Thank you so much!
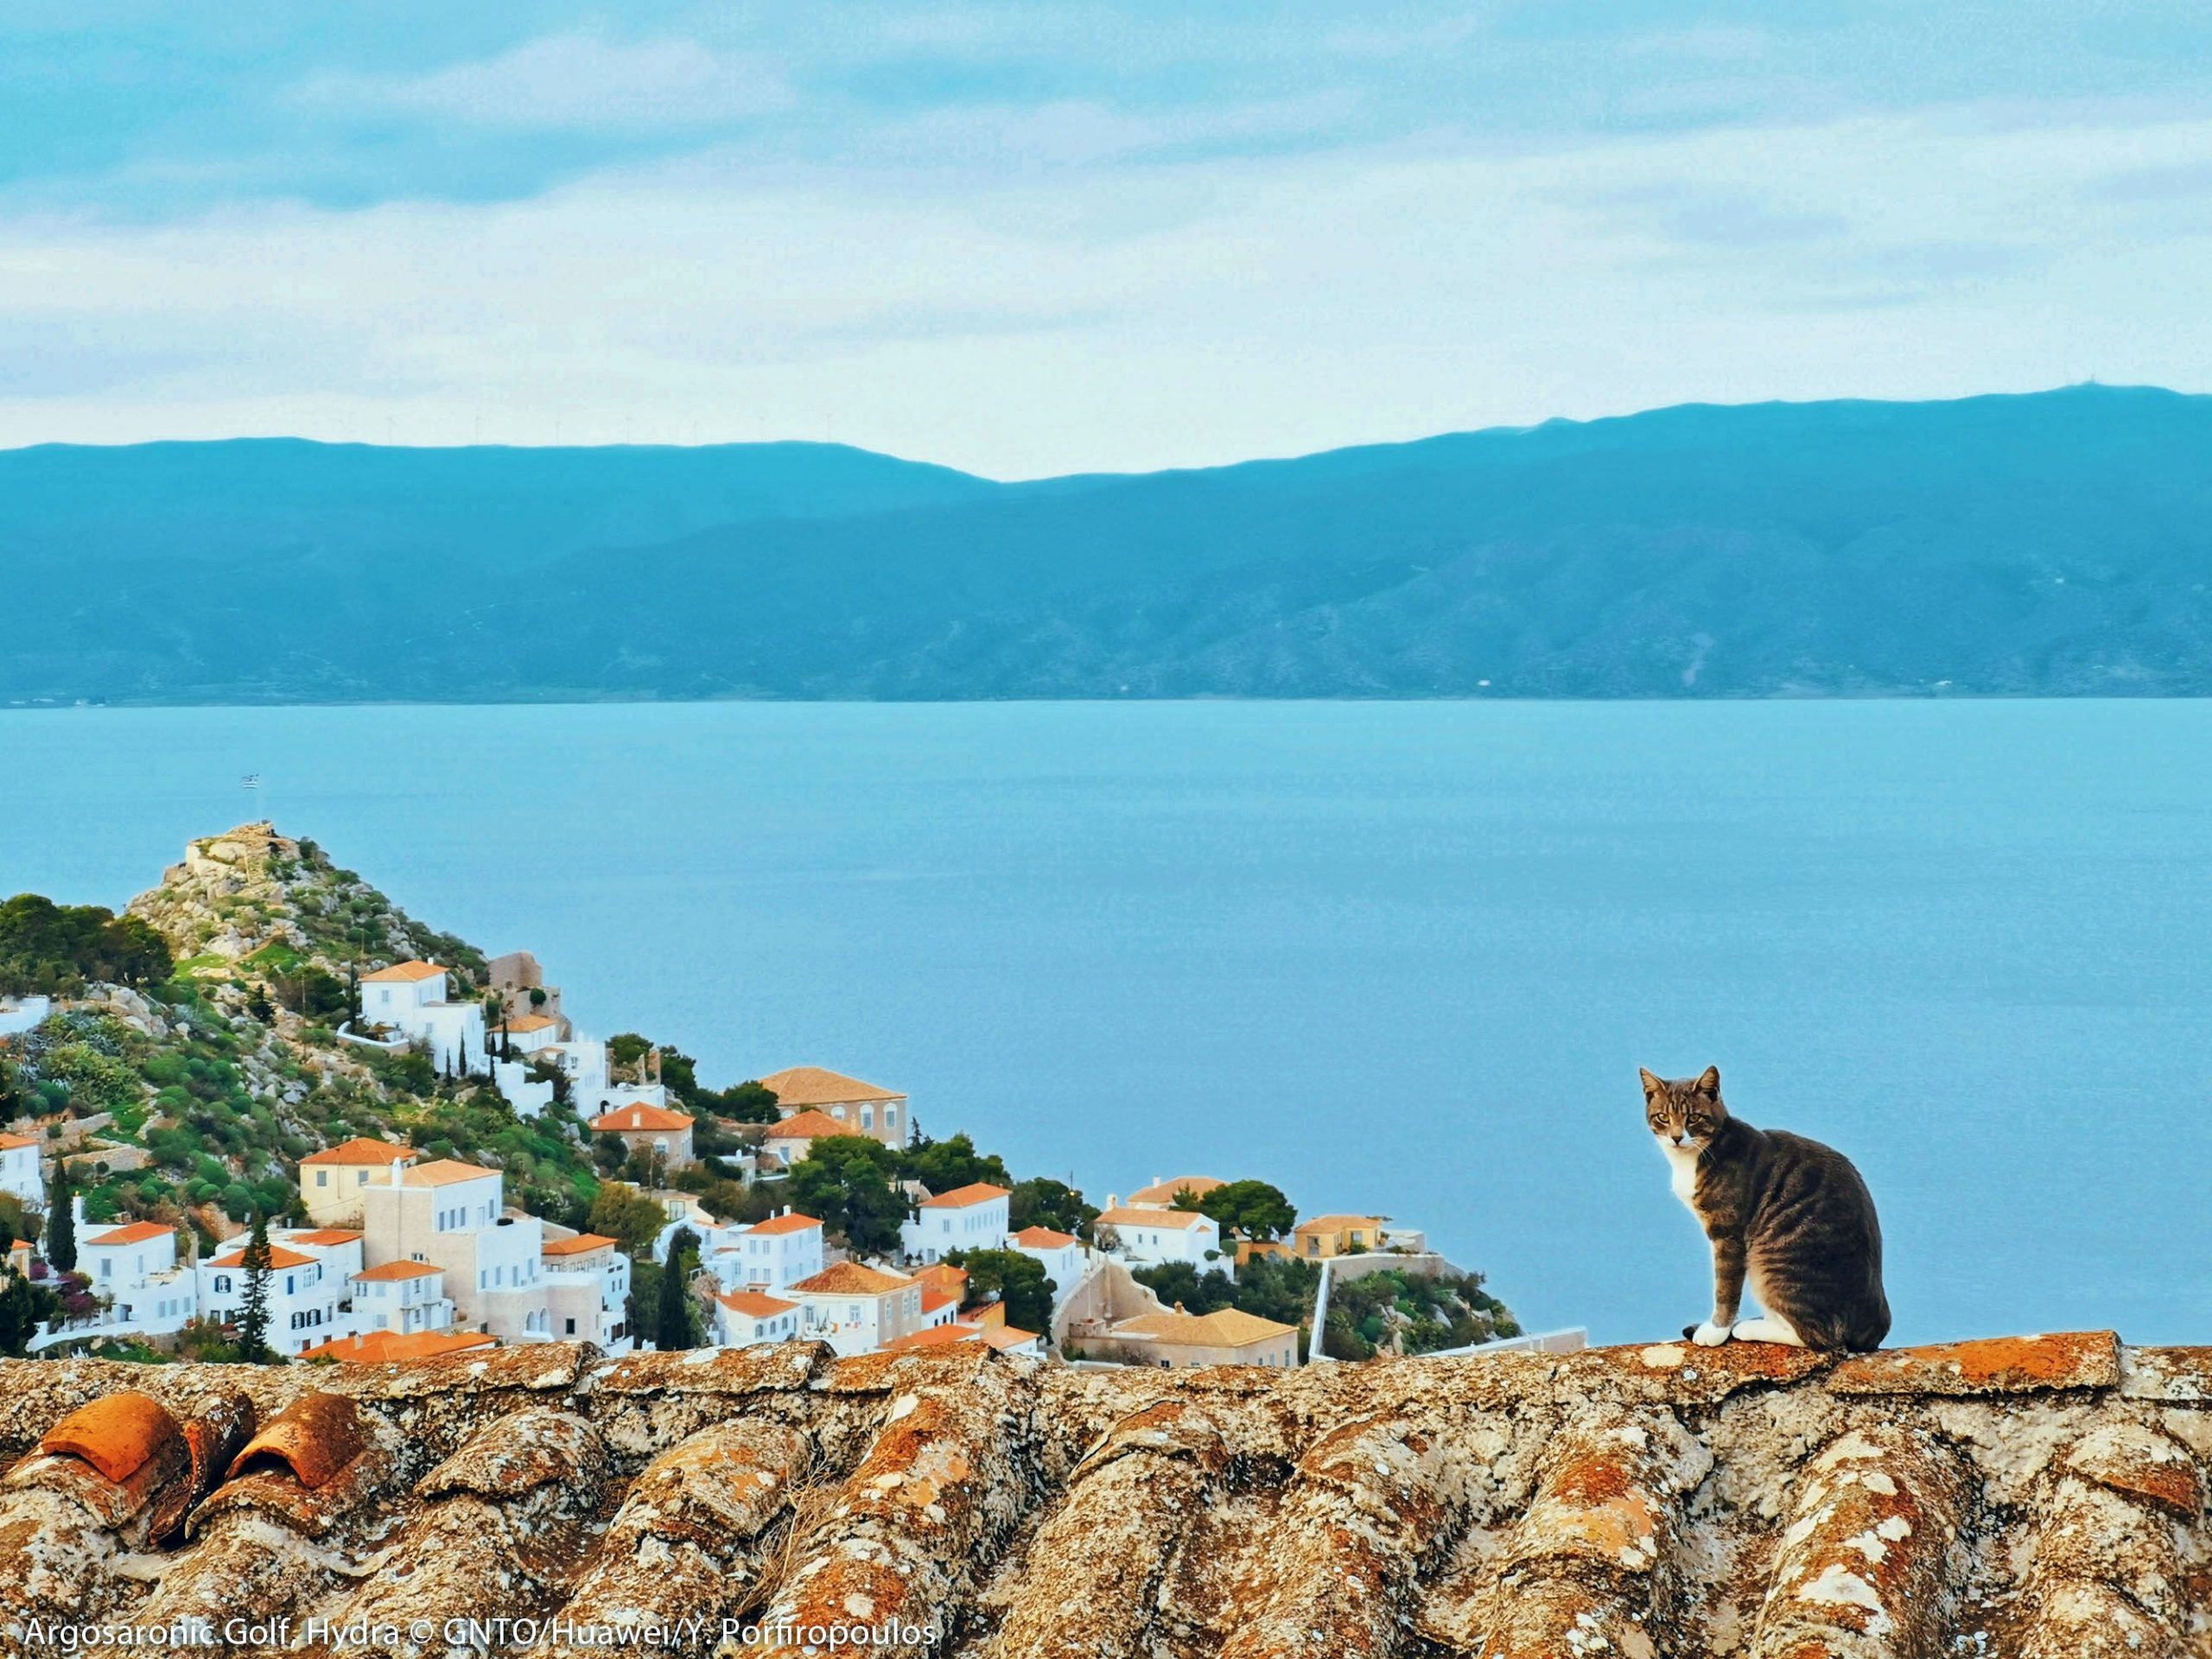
[{"left": 1643, "top": 1065, "right": 1891, "bottom": 1353}]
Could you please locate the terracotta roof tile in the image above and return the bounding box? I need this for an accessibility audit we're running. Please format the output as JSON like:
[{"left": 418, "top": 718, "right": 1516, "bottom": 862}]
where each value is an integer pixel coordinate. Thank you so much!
[
  {"left": 284, "top": 1229, "right": 364, "bottom": 1246},
  {"left": 1114, "top": 1306, "right": 1294, "bottom": 1347},
  {"left": 396, "top": 1158, "right": 499, "bottom": 1187},
  {"left": 539, "top": 1233, "right": 616, "bottom": 1257},
  {"left": 301, "top": 1137, "right": 417, "bottom": 1166},
  {"left": 296, "top": 1329, "right": 496, "bottom": 1363},
  {"left": 84, "top": 1222, "right": 175, "bottom": 1246},
  {"left": 764, "top": 1109, "right": 858, "bottom": 1141},
  {"left": 361, "top": 960, "right": 445, "bottom": 982},
  {"left": 715, "top": 1290, "right": 798, "bottom": 1318},
  {"left": 1096, "top": 1206, "right": 1210, "bottom": 1230},
  {"left": 0, "top": 1132, "right": 39, "bottom": 1151},
  {"left": 918, "top": 1181, "right": 1009, "bottom": 1210},
  {"left": 757, "top": 1066, "right": 904, "bottom": 1105},
  {"left": 1008, "top": 1225, "right": 1077, "bottom": 1249},
  {"left": 788, "top": 1262, "right": 914, "bottom": 1296},
  {"left": 4, "top": 1332, "right": 2201, "bottom": 1656},
  {"left": 351, "top": 1261, "right": 442, "bottom": 1282},
  {"left": 1126, "top": 1175, "right": 1224, "bottom": 1206},
  {"left": 588, "top": 1103, "right": 695, "bottom": 1133},
  {"left": 207, "top": 1245, "right": 318, "bottom": 1271},
  {"left": 746, "top": 1211, "right": 823, "bottom": 1236}
]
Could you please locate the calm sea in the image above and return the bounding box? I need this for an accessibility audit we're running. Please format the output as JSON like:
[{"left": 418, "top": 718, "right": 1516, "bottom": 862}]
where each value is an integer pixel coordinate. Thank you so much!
[{"left": 2, "top": 700, "right": 2206, "bottom": 1347}]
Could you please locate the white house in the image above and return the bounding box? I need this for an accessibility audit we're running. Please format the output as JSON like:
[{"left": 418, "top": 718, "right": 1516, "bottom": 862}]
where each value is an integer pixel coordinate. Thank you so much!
[
  {"left": 900, "top": 1183, "right": 1011, "bottom": 1265},
  {"left": 709, "top": 1210, "right": 824, "bottom": 1294},
  {"left": 198, "top": 1232, "right": 354, "bottom": 1357},
  {"left": 1094, "top": 1205, "right": 1226, "bottom": 1273},
  {"left": 713, "top": 1288, "right": 801, "bottom": 1348},
  {"left": 346, "top": 1259, "right": 457, "bottom": 1338},
  {"left": 530, "top": 1037, "right": 675, "bottom": 1116},
  {"left": 492, "top": 1059, "right": 555, "bottom": 1119},
  {"left": 787, "top": 1262, "right": 925, "bottom": 1357},
  {"left": 79, "top": 1217, "right": 176, "bottom": 1301},
  {"left": 0, "top": 1131, "right": 44, "bottom": 1210},
  {"left": 79, "top": 1217, "right": 194, "bottom": 1337},
  {"left": 540, "top": 1231, "right": 632, "bottom": 1351},
  {"left": 359, "top": 1158, "right": 551, "bottom": 1342},
  {"left": 1006, "top": 1226, "right": 1085, "bottom": 1302},
  {"left": 357, "top": 961, "right": 486, "bottom": 1074}
]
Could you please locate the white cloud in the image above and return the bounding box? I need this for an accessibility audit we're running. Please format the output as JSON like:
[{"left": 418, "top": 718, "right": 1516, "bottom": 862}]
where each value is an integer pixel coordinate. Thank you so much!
[
  {"left": 0, "top": 105, "right": 2206, "bottom": 475},
  {"left": 292, "top": 33, "right": 796, "bottom": 132}
]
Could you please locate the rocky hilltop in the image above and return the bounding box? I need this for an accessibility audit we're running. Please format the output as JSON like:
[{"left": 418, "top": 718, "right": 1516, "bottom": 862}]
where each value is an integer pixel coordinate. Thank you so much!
[
  {"left": 126, "top": 822, "right": 481, "bottom": 982},
  {"left": 5, "top": 827, "right": 603, "bottom": 1266}
]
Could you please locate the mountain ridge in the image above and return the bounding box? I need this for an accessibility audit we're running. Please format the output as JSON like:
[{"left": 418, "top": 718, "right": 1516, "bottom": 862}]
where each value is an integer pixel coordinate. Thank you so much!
[{"left": 6, "top": 385, "right": 2209, "bottom": 703}]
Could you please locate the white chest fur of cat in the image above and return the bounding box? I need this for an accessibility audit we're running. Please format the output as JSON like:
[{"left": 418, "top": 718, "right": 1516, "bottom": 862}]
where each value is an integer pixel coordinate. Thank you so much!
[{"left": 1659, "top": 1138, "right": 1700, "bottom": 1207}]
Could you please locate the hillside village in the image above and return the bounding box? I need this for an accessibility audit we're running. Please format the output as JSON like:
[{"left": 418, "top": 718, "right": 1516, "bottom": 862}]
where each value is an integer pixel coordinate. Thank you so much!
[{"left": 0, "top": 823, "right": 1522, "bottom": 1370}]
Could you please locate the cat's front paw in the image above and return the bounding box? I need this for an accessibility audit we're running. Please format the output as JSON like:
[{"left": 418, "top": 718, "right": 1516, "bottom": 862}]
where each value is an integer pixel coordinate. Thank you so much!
[{"left": 1690, "top": 1320, "right": 1732, "bottom": 1347}]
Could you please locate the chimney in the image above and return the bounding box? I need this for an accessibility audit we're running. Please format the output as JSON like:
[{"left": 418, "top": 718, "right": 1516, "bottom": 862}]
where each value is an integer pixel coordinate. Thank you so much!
[{"left": 72, "top": 1194, "right": 86, "bottom": 1231}]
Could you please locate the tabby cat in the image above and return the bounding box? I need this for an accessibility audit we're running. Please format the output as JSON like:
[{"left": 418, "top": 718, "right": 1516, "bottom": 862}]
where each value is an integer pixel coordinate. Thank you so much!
[{"left": 1642, "top": 1065, "right": 1890, "bottom": 1352}]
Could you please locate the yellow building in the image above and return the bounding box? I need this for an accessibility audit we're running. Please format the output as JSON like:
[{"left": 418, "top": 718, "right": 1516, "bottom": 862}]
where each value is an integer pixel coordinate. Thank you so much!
[
  {"left": 1096, "top": 1305, "right": 1298, "bottom": 1369},
  {"left": 1291, "top": 1214, "right": 1391, "bottom": 1260}
]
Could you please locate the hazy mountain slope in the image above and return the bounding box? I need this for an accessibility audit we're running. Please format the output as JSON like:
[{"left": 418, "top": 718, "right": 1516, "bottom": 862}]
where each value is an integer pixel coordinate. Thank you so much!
[
  {"left": 0, "top": 438, "right": 998, "bottom": 573},
  {"left": 5, "top": 387, "right": 2209, "bottom": 702}
]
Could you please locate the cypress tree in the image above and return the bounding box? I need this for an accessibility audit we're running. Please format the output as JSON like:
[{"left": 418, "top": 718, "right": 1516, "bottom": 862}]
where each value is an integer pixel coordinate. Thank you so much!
[
  {"left": 657, "top": 1226, "right": 698, "bottom": 1352},
  {"left": 238, "top": 1210, "right": 274, "bottom": 1363},
  {"left": 0, "top": 1274, "right": 35, "bottom": 1357},
  {"left": 45, "top": 1162, "right": 75, "bottom": 1273}
]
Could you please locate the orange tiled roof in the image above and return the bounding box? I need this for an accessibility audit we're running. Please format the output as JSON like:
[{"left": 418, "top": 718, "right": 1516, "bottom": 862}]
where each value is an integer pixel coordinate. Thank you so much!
[
  {"left": 765, "top": 1109, "right": 856, "bottom": 1141},
  {"left": 1126, "top": 1175, "right": 1225, "bottom": 1207},
  {"left": 84, "top": 1222, "right": 174, "bottom": 1247},
  {"left": 1008, "top": 1226, "right": 1077, "bottom": 1249},
  {"left": 0, "top": 1132, "right": 38, "bottom": 1152},
  {"left": 540, "top": 1233, "right": 616, "bottom": 1257},
  {"left": 207, "top": 1244, "right": 317, "bottom": 1271},
  {"left": 1296, "top": 1214, "right": 1391, "bottom": 1233},
  {"left": 747, "top": 1211, "right": 823, "bottom": 1236},
  {"left": 352, "top": 1261, "right": 442, "bottom": 1282},
  {"left": 757, "top": 1066, "right": 903, "bottom": 1106},
  {"left": 284, "top": 1229, "right": 364, "bottom": 1246},
  {"left": 501, "top": 1013, "right": 559, "bottom": 1033},
  {"left": 921, "top": 1288, "right": 959, "bottom": 1314},
  {"left": 361, "top": 960, "right": 445, "bottom": 983},
  {"left": 789, "top": 1262, "right": 914, "bottom": 1297},
  {"left": 1095, "top": 1206, "right": 1210, "bottom": 1231},
  {"left": 1114, "top": 1306, "right": 1295, "bottom": 1347},
  {"left": 301, "top": 1137, "right": 417, "bottom": 1166},
  {"left": 918, "top": 1182, "right": 1009, "bottom": 1210},
  {"left": 880, "top": 1324, "right": 988, "bottom": 1353},
  {"left": 299, "top": 1329, "right": 494, "bottom": 1363},
  {"left": 588, "top": 1103, "right": 695, "bottom": 1134},
  {"left": 397, "top": 1159, "right": 499, "bottom": 1187},
  {"left": 716, "top": 1289, "right": 798, "bottom": 1318}
]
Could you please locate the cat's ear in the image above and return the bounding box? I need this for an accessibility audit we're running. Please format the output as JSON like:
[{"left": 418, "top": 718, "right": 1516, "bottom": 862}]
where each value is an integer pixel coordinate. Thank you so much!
[
  {"left": 1638, "top": 1068, "right": 1664, "bottom": 1098},
  {"left": 1694, "top": 1065, "right": 1720, "bottom": 1098}
]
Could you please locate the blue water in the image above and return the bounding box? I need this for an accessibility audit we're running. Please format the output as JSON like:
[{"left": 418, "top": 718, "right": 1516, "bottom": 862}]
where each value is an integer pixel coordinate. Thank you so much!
[{"left": 3, "top": 701, "right": 2206, "bottom": 1348}]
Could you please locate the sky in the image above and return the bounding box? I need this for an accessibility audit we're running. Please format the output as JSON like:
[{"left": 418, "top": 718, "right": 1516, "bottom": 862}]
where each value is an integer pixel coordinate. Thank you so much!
[{"left": 3, "top": 3, "right": 2210, "bottom": 477}]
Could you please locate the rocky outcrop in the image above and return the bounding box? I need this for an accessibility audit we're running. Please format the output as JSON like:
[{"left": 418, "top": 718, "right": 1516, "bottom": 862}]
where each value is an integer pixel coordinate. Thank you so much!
[
  {"left": 2, "top": 1332, "right": 2207, "bottom": 1659},
  {"left": 125, "top": 823, "right": 478, "bottom": 981}
]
